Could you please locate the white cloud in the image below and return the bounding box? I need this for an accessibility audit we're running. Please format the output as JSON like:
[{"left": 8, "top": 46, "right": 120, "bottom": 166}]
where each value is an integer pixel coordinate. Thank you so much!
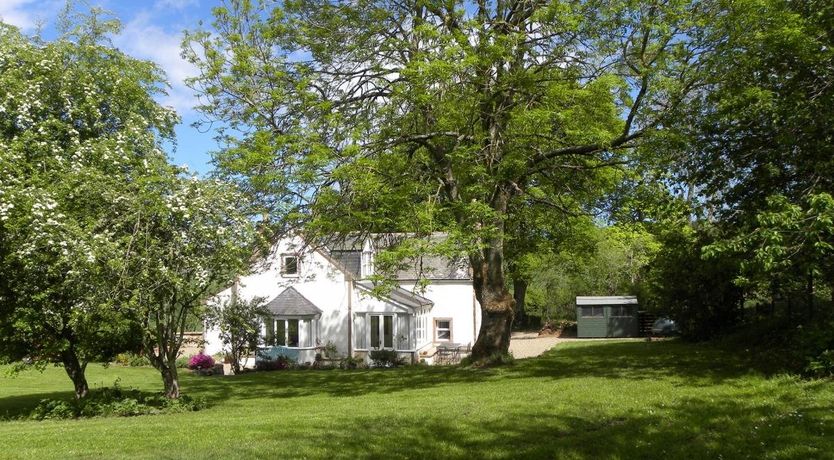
[
  {"left": 113, "top": 12, "right": 199, "bottom": 115},
  {"left": 154, "top": 0, "right": 199, "bottom": 10},
  {"left": 0, "top": 0, "right": 40, "bottom": 30}
]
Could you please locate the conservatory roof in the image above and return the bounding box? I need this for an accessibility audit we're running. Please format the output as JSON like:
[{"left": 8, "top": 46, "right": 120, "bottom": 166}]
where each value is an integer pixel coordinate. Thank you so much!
[
  {"left": 265, "top": 287, "right": 323, "bottom": 316},
  {"left": 355, "top": 281, "right": 434, "bottom": 309}
]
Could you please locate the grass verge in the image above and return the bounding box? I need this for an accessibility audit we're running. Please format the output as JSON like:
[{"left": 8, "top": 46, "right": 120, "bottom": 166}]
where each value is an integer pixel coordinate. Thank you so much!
[{"left": 0, "top": 340, "right": 831, "bottom": 459}]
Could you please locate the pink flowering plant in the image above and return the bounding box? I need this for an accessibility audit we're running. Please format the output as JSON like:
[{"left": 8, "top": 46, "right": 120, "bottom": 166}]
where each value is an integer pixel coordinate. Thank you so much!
[{"left": 187, "top": 353, "right": 215, "bottom": 370}]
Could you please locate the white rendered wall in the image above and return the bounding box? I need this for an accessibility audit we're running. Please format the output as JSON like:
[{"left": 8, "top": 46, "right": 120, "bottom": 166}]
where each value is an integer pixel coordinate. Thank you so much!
[
  {"left": 401, "top": 280, "right": 481, "bottom": 347},
  {"left": 205, "top": 237, "right": 353, "bottom": 358}
]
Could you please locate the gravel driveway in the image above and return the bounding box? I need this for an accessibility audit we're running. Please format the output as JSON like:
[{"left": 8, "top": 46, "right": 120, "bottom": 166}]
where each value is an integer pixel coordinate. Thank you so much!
[{"left": 508, "top": 332, "right": 568, "bottom": 359}]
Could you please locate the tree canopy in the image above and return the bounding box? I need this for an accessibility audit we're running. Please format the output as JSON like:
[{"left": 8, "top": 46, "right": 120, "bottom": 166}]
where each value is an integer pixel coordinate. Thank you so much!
[
  {"left": 185, "top": 0, "right": 710, "bottom": 359},
  {"left": 0, "top": 15, "right": 178, "bottom": 397}
]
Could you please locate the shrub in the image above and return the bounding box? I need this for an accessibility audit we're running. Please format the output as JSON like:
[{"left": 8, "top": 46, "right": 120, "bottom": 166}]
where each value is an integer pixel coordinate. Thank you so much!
[
  {"left": 114, "top": 353, "right": 150, "bottom": 367},
  {"left": 255, "top": 354, "right": 290, "bottom": 371},
  {"left": 187, "top": 353, "right": 215, "bottom": 370},
  {"left": 369, "top": 349, "right": 404, "bottom": 368},
  {"left": 322, "top": 341, "right": 339, "bottom": 358},
  {"left": 339, "top": 356, "right": 365, "bottom": 369},
  {"left": 30, "top": 399, "right": 75, "bottom": 420},
  {"left": 28, "top": 385, "right": 206, "bottom": 420},
  {"left": 175, "top": 356, "right": 190, "bottom": 369},
  {"left": 806, "top": 350, "right": 834, "bottom": 378}
]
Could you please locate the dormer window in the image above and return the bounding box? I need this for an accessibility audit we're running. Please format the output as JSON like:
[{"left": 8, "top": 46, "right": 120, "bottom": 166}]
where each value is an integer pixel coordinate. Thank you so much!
[
  {"left": 281, "top": 254, "right": 299, "bottom": 277},
  {"left": 361, "top": 250, "right": 374, "bottom": 278}
]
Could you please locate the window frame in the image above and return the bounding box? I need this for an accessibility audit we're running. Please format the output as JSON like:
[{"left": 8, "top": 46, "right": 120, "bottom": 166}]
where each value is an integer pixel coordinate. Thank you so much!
[
  {"left": 369, "top": 314, "right": 395, "bottom": 350},
  {"left": 581, "top": 306, "right": 604, "bottom": 318},
  {"left": 434, "top": 318, "right": 453, "bottom": 342},
  {"left": 609, "top": 306, "right": 632, "bottom": 317},
  {"left": 280, "top": 254, "right": 300, "bottom": 277},
  {"left": 270, "top": 318, "right": 308, "bottom": 348}
]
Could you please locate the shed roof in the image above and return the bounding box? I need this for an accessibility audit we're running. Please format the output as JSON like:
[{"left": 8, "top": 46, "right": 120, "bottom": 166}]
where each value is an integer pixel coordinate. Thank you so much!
[
  {"left": 355, "top": 281, "right": 434, "bottom": 309},
  {"left": 265, "top": 287, "right": 323, "bottom": 316},
  {"left": 576, "top": 296, "right": 638, "bottom": 306}
]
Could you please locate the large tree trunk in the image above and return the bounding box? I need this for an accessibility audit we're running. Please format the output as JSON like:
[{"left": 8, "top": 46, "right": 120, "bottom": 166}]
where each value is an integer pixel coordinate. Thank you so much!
[
  {"left": 60, "top": 348, "right": 89, "bottom": 399},
  {"left": 470, "top": 246, "right": 515, "bottom": 361}
]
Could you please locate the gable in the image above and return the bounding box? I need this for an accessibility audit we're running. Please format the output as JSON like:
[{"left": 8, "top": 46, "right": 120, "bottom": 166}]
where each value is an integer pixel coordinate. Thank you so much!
[{"left": 265, "top": 287, "right": 323, "bottom": 316}]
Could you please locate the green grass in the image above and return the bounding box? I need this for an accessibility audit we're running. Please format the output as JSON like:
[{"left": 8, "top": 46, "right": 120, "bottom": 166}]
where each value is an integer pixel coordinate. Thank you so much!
[{"left": 0, "top": 340, "right": 832, "bottom": 459}]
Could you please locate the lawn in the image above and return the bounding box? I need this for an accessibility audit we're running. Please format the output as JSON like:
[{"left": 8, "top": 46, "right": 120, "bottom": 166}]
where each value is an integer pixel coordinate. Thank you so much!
[{"left": 0, "top": 340, "right": 832, "bottom": 459}]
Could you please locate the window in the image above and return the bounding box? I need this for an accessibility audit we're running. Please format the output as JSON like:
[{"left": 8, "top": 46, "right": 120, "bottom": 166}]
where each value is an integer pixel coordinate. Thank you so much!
[
  {"left": 361, "top": 250, "right": 374, "bottom": 277},
  {"left": 416, "top": 315, "right": 426, "bottom": 344},
  {"left": 271, "top": 318, "right": 300, "bottom": 347},
  {"left": 435, "top": 319, "right": 452, "bottom": 341},
  {"left": 581, "top": 306, "right": 604, "bottom": 318},
  {"left": 610, "top": 306, "right": 631, "bottom": 317},
  {"left": 369, "top": 314, "right": 394, "bottom": 349},
  {"left": 281, "top": 255, "right": 299, "bottom": 276}
]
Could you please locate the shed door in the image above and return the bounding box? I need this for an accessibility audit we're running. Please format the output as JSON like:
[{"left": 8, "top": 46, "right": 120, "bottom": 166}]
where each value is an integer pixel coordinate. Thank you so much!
[{"left": 607, "top": 305, "right": 636, "bottom": 337}]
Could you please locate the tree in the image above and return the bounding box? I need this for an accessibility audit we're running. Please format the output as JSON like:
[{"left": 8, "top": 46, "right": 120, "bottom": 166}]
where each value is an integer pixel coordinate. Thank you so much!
[
  {"left": 207, "top": 292, "right": 267, "bottom": 375},
  {"left": 185, "top": 0, "right": 710, "bottom": 360},
  {"left": 670, "top": 0, "right": 834, "bottom": 310},
  {"left": 110, "top": 173, "right": 256, "bottom": 398},
  {"left": 0, "top": 14, "right": 177, "bottom": 398}
]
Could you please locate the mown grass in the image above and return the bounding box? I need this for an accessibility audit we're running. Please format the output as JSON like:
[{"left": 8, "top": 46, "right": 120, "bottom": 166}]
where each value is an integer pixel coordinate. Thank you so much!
[{"left": 0, "top": 340, "right": 832, "bottom": 459}]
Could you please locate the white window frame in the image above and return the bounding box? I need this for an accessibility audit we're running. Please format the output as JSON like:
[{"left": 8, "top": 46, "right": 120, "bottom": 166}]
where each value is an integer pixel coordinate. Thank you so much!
[
  {"left": 270, "top": 317, "right": 315, "bottom": 348},
  {"left": 281, "top": 254, "right": 300, "bottom": 277},
  {"left": 434, "top": 318, "right": 452, "bottom": 342},
  {"left": 416, "top": 315, "right": 425, "bottom": 344},
  {"left": 369, "top": 314, "right": 395, "bottom": 350}
]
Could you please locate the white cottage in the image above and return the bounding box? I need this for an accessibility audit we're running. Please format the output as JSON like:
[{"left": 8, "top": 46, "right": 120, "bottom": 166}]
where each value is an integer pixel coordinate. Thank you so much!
[{"left": 204, "top": 234, "right": 481, "bottom": 364}]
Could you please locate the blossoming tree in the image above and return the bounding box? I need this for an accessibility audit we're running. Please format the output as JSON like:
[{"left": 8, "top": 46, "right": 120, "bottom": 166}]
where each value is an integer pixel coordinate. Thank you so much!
[{"left": 0, "top": 16, "right": 177, "bottom": 398}]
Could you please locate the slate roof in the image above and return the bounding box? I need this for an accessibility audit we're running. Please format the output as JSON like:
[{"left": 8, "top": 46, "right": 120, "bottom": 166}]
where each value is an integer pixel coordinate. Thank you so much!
[
  {"left": 392, "top": 254, "right": 470, "bottom": 281},
  {"left": 323, "top": 233, "right": 471, "bottom": 281},
  {"left": 330, "top": 250, "right": 362, "bottom": 277},
  {"left": 265, "top": 287, "right": 323, "bottom": 316},
  {"left": 355, "top": 281, "right": 434, "bottom": 309}
]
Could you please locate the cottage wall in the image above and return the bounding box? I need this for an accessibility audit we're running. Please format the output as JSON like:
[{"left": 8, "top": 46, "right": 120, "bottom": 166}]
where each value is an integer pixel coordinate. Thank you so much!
[
  {"left": 401, "top": 280, "right": 481, "bottom": 347},
  {"left": 205, "top": 237, "right": 353, "bottom": 358},
  {"left": 205, "top": 236, "right": 483, "bottom": 364}
]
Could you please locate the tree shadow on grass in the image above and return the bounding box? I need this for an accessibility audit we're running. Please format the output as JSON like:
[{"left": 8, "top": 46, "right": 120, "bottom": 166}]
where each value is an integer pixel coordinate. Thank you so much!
[
  {"left": 269, "top": 392, "right": 832, "bottom": 459},
  {"left": 0, "top": 340, "right": 813, "bottom": 419},
  {"left": 510, "top": 340, "right": 757, "bottom": 387},
  {"left": 176, "top": 340, "right": 766, "bottom": 409}
]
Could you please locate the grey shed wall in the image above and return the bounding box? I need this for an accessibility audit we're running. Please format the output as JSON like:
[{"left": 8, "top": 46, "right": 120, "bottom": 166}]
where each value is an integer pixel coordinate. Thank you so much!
[{"left": 576, "top": 304, "right": 639, "bottom": 338}]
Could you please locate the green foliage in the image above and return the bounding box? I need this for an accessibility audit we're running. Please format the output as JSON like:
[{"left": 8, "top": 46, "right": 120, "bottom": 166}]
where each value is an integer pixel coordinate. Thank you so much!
[
  {"left": 642, "top": 223, "right": 744, "bottom": 340},
  {"left": 184, "top": 0, "right": 710, "bottom": 357},
  {"left": 0, "top": 8, "right": 176, "bottom": 397},
  {"left": 369, "top": 349, "right": 405, "bottom": 368},
  {"left": 28, "top": 386, "right": 205, "bottom": 421},
  {"left": 206, "top": 295, "right": 267, "bottom": 374},
  {"left": 807, "top": 350, "right": 834, "bottom": 378},
  {"left": 338, "top": 356, "right": 366, "bottom": 370},
  {"left": 521, "top": 224, "right": 659, "bottom": 321},
  {"left": 175, "top": 356, "right": 190, "bottom": 369},
  {"left": 667, "top": 0, "right": 834, "bottom": 324},
  {"left": 715, "top": 314, "right": 834, "bottom": 379},
  {"left": 114, "top": 353, "right": 151, "bottom": 367},
  {"left": 255, "top": 355, "right": 291, "bottom": 372},
  {"left": 105, "top": 169, "right": 257, "bottom": 397}
]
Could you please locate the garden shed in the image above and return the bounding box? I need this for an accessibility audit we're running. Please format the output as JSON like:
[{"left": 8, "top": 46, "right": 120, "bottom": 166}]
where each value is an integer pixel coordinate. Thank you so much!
[{"left": 576, "top": 296, "right": 639, "bottom": 338}]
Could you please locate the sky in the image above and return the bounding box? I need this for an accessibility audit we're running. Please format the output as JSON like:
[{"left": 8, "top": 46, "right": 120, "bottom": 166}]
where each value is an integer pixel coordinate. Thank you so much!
[{"left": 0, "top": 0, "right": 227, "bottom": 175}]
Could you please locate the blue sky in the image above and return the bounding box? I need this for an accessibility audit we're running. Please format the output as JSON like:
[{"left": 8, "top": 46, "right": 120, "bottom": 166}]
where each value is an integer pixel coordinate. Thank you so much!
[{"left": 0, "top": 0, "right": 227, "bottom": 175}]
